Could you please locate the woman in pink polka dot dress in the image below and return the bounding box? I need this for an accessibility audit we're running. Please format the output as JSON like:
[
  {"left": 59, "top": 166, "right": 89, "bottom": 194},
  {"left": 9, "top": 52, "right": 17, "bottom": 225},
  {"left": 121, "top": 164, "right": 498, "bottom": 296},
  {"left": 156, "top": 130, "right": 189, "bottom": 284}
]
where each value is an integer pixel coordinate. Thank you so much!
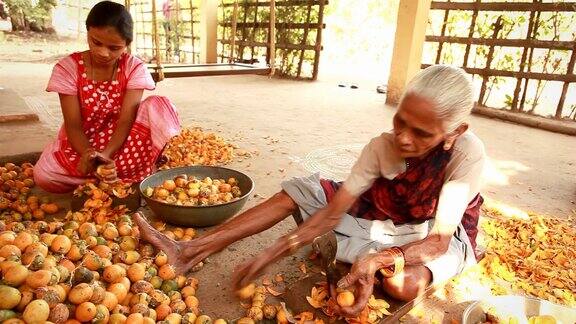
[{"left": 35, "top": 1, "right": 181, "bottom": 193}]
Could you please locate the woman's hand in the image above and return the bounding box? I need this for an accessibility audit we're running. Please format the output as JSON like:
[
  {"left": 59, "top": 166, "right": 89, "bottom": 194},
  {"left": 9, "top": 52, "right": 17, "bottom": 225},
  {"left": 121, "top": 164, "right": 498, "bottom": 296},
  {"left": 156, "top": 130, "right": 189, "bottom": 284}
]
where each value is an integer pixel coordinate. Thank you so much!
[
  {"left": 334, "top": 252, "right": 394, "bottom": 316},
  {"left": 77, "top": 148, "right": 97, "bottom": 175},
  {"left": 94, "top": 152, "right": 118, "bottom": 183}
]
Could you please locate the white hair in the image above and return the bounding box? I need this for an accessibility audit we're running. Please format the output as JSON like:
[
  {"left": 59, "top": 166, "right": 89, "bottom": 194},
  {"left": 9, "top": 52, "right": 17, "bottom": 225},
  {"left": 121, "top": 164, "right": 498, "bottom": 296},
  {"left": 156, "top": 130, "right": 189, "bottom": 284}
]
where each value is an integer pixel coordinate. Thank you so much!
[{"left": 401, "top": 65, "right": 475, "bottom": 132}]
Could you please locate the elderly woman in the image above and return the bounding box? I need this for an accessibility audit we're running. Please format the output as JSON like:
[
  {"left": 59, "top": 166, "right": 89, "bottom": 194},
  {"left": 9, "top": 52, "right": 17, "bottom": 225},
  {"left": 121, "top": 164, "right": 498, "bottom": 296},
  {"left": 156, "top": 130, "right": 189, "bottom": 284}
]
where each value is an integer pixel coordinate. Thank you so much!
[{"left": 134, "top": 65, "right": 485, "bottom": 315}]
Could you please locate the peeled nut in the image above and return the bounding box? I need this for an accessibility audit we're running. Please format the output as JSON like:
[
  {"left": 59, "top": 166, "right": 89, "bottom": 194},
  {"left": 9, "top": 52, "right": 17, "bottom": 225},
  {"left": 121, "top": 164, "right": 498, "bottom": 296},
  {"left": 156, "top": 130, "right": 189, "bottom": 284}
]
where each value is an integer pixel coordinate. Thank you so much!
[
  {"left": 236, "top": 283, "right": 256, "bottom": 300},
  {"left": 336, "top": 290, "right": 355, "bottom": 307},
  {"left": 146, "top": 176, "right": 240, "bottom": 207},
  {"left": 96, "top": 165, "right": 114, "bottom": 176}
]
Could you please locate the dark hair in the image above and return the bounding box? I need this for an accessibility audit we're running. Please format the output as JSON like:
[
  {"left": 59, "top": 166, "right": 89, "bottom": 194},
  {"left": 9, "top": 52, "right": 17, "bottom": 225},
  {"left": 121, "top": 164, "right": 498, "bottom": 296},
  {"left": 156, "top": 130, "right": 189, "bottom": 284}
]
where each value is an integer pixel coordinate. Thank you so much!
[{"left": 86, "top": 1, "right": 133, "bottom": 44}]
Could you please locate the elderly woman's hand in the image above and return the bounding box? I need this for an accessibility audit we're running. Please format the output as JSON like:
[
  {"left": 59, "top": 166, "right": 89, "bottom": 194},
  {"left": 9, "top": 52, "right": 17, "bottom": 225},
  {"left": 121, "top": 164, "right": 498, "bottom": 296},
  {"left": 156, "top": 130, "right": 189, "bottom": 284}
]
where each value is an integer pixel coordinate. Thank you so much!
[
  {"left": 231, "top": 241, "right": 287, "bottom": 293},
  {"left": 335, "top": 252, "right": 395, "bottom": 316}
]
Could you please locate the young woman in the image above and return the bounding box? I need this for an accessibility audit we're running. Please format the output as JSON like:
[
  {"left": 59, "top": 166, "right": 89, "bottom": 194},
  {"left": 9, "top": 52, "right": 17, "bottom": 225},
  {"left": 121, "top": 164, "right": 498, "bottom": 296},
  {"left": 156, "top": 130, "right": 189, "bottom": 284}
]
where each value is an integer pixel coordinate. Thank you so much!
[
  {"left": 134, "top": 65, "right": 486, "bottom": 315},
  {"left": 35, "top": 1, "right": 180, "bottom": 193}
]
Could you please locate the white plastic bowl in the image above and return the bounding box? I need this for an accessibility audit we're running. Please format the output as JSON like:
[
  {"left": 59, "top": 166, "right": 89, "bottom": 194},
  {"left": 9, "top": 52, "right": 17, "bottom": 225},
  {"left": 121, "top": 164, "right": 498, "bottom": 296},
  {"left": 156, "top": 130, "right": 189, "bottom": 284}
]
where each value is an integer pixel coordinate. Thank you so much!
[{"left": 462, "top": 295, "right": 576, "bottom": 324}]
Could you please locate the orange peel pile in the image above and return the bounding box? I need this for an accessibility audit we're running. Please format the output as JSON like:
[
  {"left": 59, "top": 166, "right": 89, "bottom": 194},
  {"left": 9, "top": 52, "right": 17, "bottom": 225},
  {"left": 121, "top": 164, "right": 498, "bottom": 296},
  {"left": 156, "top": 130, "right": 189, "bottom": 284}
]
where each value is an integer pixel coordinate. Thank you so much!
[
  {"left": 447, "top": 205, "right": 576, "bottom": 308},
  {"left": 480, "top": 213, "right": 575, "bottom": 306},
  {"left": 160, "top": 128, "right": 235, "bottom": 168},
  {"left": 73, "top": 180, "right": 135, "bottom": 200},
  {"left": 71, "top": 181, "right": 134, "bottom": 224}
]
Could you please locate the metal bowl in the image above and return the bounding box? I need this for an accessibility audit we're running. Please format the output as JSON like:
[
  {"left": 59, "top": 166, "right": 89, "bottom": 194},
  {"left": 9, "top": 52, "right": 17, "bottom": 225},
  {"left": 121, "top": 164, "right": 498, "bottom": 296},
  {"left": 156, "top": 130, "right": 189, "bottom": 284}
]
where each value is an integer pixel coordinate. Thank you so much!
[
  {"left": 462, "top": 295, "right": 576, "bottom": 324},
  {"left": 139, "top": 166, "right": 254, "bottom": 227}
]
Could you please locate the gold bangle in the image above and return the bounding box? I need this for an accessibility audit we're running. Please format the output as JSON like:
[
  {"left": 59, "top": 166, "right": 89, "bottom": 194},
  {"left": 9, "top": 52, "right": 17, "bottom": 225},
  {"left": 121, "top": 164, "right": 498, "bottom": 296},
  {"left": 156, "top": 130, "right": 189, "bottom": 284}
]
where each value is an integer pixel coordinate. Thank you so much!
[
  {"left": 379, "top": 247, "right": 405, "bottom": 278},
  {"left": 392, "top": 246, "right": 405, "bottom": 275},
  {"left": 286, "top": 234, "right": 300, "bottom": 254}
]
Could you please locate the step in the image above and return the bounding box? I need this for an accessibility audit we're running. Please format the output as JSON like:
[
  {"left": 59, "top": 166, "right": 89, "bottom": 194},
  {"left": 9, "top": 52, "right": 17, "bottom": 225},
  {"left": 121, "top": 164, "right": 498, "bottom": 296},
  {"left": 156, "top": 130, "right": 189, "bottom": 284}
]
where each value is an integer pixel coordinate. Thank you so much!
[{"left": 0, "top": 86, "right": 39, "bottom": 123}]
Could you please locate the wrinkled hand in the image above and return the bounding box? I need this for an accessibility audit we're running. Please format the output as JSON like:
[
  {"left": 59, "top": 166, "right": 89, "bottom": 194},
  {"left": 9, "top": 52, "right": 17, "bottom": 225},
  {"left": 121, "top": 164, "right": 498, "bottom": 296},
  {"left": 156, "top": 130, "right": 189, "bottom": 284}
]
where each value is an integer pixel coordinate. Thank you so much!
[
  {"left": 94, "top": 152, "right": 118, "bottom": 183},
  {"left": 77, "top": 148, "right": 97, "bottom": 175},
  {"left": 231, "top": 243, "right": 285, "bottom": 292},
  {"left": 334, "top": 253, "right": 393, "bottom": 316}
]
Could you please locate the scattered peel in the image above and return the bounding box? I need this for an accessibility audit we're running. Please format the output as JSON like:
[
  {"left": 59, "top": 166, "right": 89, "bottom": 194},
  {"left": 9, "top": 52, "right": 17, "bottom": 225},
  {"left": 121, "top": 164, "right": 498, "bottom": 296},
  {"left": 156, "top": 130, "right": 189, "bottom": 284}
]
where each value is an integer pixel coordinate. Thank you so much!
[
  {"left": 445, "top": 206, "right": 576, "bottom": 308},
  {"left": 305, "top": 281, "right": 391, "bottom": 323},
  {"left": 266, "top": 286, "right": 283, "bottom": 297}
]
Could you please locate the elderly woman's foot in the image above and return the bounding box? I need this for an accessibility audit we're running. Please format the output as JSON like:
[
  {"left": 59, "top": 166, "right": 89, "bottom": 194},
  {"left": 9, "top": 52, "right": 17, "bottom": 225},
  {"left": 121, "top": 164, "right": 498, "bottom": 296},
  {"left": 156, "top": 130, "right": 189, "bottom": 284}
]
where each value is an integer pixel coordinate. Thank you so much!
[{"left": 132, "top": 211, "right": 183, "bottom": 269}]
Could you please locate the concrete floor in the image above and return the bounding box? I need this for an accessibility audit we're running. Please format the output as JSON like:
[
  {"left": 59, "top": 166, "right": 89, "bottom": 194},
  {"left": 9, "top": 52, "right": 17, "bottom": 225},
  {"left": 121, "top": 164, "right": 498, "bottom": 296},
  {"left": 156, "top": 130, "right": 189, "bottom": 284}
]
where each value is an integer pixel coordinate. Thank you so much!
[{"left": 1, "top": 61, "right": 576, "bottom": 319}]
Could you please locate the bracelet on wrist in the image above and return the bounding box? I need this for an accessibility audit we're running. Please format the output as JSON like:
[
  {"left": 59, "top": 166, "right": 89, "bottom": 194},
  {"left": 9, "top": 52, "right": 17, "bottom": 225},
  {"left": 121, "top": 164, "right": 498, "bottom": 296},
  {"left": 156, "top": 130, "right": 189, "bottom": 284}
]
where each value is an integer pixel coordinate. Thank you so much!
[
  {"left": 379, "top": 246, "right": 405, "bottom": 277},
  {"left": 285, "top": 233, "right": 300, "bottom": 254}
]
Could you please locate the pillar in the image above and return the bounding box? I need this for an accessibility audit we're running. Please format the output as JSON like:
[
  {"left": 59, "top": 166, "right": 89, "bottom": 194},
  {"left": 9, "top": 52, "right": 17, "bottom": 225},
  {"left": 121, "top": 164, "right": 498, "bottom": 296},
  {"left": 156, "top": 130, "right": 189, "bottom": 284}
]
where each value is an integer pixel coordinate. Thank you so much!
[
  {"left": 200, "top": 0, "right": 218, "bottom": 64},
  {"left": 386, "top": 0, "right": 432, "bottom": 105}
]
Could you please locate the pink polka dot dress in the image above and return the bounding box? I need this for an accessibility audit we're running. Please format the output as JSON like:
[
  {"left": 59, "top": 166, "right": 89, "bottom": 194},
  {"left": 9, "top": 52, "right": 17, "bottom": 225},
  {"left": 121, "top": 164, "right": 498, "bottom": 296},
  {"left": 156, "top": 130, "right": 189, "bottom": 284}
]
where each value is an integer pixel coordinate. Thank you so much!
[{"left": 34, "top": 52, "right": 181, "bottom": 193}]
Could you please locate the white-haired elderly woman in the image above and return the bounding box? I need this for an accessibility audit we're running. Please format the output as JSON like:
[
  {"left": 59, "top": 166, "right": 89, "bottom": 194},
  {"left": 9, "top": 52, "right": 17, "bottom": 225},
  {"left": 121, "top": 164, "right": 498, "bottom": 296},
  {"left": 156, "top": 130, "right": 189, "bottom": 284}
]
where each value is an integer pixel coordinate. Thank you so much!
[{"left": 133, "top": 65, "right": 486, "bottom": 315}]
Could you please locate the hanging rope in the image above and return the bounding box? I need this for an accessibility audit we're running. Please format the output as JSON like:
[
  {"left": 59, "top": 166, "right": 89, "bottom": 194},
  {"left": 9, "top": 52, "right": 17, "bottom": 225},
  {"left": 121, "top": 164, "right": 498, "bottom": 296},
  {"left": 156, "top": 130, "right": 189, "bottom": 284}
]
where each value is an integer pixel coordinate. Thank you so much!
[{"left": 151, "top": 0, "right": 164, "bottom": 81}]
